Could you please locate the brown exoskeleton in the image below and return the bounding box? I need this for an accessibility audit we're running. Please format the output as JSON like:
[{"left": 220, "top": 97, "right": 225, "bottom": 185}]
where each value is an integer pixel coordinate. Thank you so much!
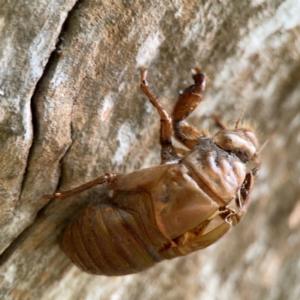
[{"left": 45, "top": 68, "right": 260, "bottom": 276}]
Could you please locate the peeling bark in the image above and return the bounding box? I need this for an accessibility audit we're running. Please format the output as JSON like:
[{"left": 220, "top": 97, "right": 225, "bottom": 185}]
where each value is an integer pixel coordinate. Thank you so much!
[{"left": 1, "top": 0, "right": 300, "bottom": 299}]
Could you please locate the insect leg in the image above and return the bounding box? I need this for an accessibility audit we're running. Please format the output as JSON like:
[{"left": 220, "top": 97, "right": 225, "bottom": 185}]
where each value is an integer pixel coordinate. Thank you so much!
[
  {"left": 43, "top": 173, "right": 121, "bottom": 200},
  {"left": 229, "top": 172, "right": 254, "bottom": 224},
  {"left": 176, "top": 221, "right": 231, "bottom": 255},
  {"left": 140, "top": 69, "right": 178, "bottom": 164},
  {"left": 210, "top": 114, "right": 227, "bottom": 130},
  {"left": 172, "top": 68, "right": 206, "bottom": 149}
]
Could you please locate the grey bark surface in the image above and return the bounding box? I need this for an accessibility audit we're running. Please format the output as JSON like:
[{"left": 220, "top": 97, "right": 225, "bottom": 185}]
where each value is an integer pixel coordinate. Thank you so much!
[{"left": 0, "top": 0, "right": 299, "bottom": 299}]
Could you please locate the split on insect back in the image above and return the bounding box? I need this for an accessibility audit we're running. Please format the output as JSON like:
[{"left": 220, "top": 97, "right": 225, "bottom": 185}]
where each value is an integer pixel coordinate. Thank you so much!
[{"left": 44, "top": 67, "right": 261, "bottom": 276}]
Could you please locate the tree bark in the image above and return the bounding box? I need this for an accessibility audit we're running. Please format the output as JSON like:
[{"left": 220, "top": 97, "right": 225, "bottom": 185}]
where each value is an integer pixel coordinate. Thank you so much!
[{"left": 1, "top": 0, "right": 300, "bottom": 299}]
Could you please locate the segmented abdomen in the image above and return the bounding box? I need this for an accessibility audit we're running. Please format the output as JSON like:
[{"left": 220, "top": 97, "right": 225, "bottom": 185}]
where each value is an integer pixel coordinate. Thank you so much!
[{"left": 61, "top": 197, "right": 177, "bottom": 276}]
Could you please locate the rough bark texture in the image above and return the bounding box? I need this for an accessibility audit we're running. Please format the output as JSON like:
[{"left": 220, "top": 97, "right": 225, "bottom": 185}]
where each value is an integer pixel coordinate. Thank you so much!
[{"left": 0, "top": 0, "right": 300, "bottom": 299}]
